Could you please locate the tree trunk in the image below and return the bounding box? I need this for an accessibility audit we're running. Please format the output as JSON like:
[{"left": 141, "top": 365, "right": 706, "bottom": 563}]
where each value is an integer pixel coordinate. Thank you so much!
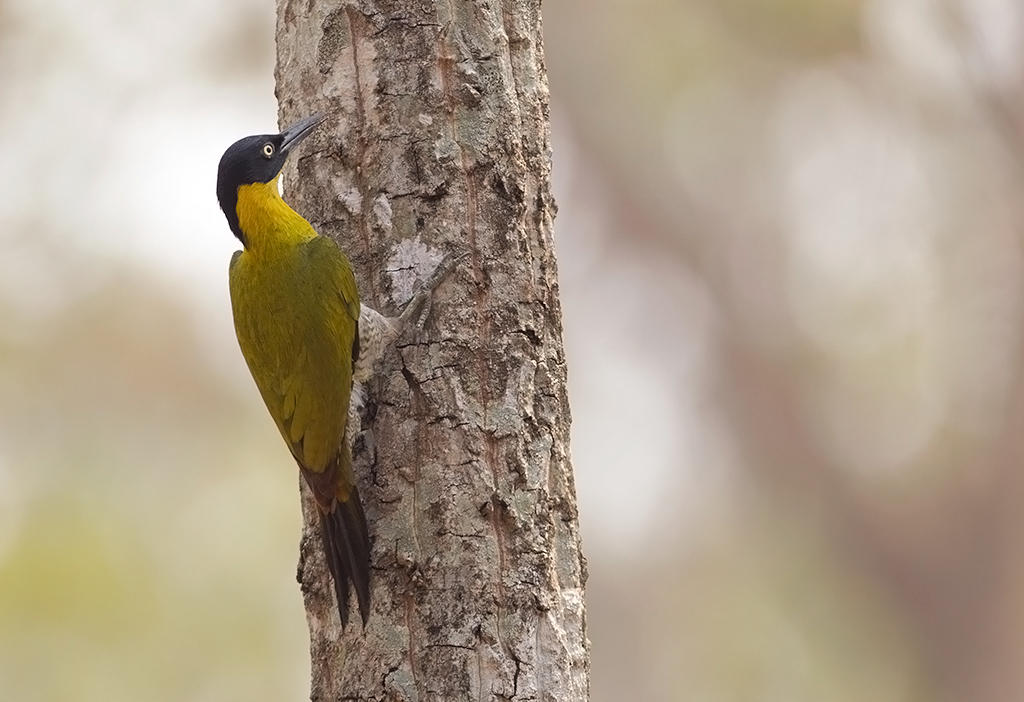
[{"left": 274, "top": 1, "right": 590, "bottom": 700}]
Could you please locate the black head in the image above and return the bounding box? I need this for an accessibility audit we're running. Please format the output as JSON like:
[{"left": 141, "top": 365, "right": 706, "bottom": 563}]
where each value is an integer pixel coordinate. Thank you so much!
[{"left": 216, "top": 113, "right": 326, "bottom": 244}]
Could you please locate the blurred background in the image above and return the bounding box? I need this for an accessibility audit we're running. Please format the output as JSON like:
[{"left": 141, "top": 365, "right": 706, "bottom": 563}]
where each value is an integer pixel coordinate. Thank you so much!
[{"left": 2, "top": 0, "right": 1023, "bottom": 700}]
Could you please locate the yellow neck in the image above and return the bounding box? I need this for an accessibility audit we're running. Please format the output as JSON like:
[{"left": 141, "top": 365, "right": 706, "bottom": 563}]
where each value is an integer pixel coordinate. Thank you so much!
[{"left": 236, "top": 177, "right": 317, "bottom": 255}]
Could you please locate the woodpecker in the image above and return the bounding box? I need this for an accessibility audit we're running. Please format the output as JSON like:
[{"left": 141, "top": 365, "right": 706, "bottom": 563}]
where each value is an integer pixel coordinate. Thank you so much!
[
  {"left": 217, "top": 114, "right": 455, "bottom": 627},
  {"left": 216, "top": 113, "right": 373, "bottom": 627}
]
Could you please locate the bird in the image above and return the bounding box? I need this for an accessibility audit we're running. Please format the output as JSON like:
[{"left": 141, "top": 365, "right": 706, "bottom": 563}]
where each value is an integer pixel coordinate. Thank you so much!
[{"left": 216, "top": 113, "right": 371, "bottom": 627}]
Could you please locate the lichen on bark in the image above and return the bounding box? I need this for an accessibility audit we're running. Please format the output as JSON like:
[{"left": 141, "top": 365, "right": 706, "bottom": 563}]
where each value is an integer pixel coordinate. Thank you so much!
[{"left": 275, "top": 0, "right": 589, "bottom": 699}]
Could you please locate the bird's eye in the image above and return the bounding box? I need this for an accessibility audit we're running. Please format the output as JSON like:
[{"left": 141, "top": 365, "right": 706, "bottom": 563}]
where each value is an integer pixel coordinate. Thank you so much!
[{"left": 262, "top": 143, "right": 274, "bottom": 158}]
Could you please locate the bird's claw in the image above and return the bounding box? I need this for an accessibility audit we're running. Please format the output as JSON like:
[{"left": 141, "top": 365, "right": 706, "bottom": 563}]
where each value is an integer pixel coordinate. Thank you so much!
[{"left": 397, "top": 251, "right": 463, "bottom": 332}]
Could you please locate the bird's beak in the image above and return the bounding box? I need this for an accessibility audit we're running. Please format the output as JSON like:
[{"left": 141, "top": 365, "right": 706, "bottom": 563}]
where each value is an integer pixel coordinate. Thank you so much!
[{"left": 279, "top": 113, "right": 327, "bottom": 153}]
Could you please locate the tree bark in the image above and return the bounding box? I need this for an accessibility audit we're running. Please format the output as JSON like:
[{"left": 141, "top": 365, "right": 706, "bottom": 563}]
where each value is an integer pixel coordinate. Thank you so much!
[{"left": 274, "top": 1, "right": 590, "bottom": 700}]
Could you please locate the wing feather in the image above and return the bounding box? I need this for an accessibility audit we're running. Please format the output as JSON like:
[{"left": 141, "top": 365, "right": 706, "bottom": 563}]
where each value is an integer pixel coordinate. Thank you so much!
[
  {"left": 229, "top": 236, "right": 359, "bottom": 475},
  {"left": 229, "top": 234, "right": 370, "bottom": 626}
]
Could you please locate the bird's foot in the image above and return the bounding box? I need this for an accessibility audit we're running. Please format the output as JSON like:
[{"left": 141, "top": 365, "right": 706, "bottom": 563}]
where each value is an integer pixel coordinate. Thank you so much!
[{"left": 395, "top": 252, "right": 462, "bottom": 334}]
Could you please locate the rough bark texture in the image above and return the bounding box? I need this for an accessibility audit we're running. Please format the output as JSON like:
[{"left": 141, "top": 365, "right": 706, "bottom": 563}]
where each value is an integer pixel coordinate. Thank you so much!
[{"left": 274, "top": 1, "right": 590, "bottom": 700}]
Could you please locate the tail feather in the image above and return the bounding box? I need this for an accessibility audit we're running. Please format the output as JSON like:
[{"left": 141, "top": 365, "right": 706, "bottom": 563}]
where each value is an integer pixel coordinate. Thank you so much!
[{"left": 318, "top": 487, "right": 371, "bottom": 627}]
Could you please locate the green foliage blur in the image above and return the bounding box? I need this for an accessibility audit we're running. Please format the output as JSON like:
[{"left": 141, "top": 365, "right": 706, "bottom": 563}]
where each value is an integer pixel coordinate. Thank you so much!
[{"left": 0, "top": 276, "right": 307, "bottom": 700}]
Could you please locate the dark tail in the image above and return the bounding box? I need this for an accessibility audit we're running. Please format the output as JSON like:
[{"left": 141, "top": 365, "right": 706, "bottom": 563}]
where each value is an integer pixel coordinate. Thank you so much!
[{"left": 318, "top": 487, "right": 371, "bottom": 627}]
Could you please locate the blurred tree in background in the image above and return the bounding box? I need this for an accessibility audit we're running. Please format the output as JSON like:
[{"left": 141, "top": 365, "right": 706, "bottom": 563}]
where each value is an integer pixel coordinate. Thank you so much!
[
  {"left": 546, "top": 1, "right": 1024, "bottom": 700},
  {"left": 2, "top": 0, "right": 1024, "bottom": 700}
]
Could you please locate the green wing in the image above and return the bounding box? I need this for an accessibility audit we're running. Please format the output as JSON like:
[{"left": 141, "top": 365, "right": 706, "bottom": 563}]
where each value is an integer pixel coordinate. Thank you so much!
[
  {"left": 229, "top": 236, "right": 360, "bottom": 478},
  {"left": 230, "top": 237, "right": 371, "bottom": 626}
]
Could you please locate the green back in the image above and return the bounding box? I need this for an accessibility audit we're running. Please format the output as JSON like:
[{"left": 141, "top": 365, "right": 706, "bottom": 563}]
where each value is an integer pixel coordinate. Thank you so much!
[{"left": 229, "top": 236, "right": 360, "bottom": 475}]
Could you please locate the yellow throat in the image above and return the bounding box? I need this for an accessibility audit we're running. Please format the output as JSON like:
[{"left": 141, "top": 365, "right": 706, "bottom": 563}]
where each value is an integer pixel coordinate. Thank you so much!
[{"left": 235, "top": 176, "right": 317, "bottom": 254}]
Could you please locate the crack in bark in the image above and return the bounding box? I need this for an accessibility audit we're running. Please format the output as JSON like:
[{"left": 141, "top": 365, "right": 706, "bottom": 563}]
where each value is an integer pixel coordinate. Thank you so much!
[
  {"left": 345, "top": 4, "right": 381, "bottom": 309},
  {"left": 403, "top": 589, "right": 422, "bottom": 700}
]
